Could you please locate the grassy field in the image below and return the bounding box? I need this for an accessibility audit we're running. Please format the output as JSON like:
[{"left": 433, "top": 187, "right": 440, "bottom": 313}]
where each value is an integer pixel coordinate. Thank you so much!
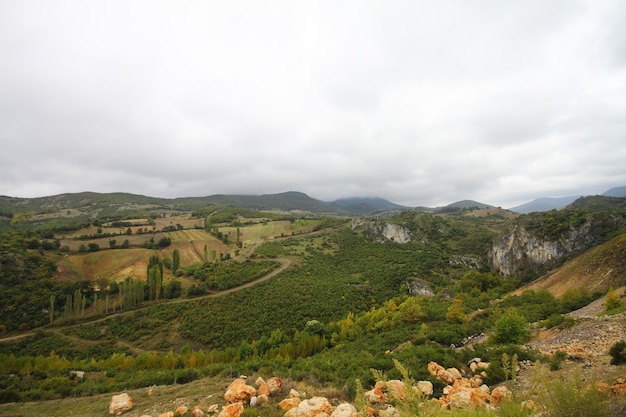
[{"left": 51, "top": 218, "right": 325, "bottom": 286}]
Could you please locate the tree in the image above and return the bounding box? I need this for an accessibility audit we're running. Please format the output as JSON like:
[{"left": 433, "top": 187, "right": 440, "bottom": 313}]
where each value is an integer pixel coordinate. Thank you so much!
[
  {"left": 493, "top": 308, "right": 529, "bottom": 344},
  {"left": 49, "top": 294, "right": 55, "bottom": 324},
  {"left": 164, "top": 280, "right": 182, "bottom": 299},
  {"left": 172, "top": 249, "right": 180, "bottom": 274},
  {"left": 147, "top": 254, "right": 163, "bottom": 301},
  {"left": 397, "top": 297, "right": 425, "bottom": 324},
  {"left": 446, "top": 298, "right": 466, "bottom": 324}
]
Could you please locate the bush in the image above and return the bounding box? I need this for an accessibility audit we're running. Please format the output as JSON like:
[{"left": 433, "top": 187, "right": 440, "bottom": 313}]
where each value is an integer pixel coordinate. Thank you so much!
[
  {"left": 543, "top": 372, "right": 610, "bottom": 417},
  {"left": 604, "top": 288, "right": 622, "bottom": 312},
  {"left": 609, "top": 340, "right": 626, "bottom": 365},
  {"left": 493, "top": 308, "right": 529, "bottom": 345},
  {"left": 550, "top": 350, "right": 567, "bottom": 371}
]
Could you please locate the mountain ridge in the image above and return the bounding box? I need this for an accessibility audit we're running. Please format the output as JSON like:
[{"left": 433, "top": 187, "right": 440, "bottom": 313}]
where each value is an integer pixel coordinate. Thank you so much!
[{"left": 2, "top": 184, "right": 625, "bottom": 216}]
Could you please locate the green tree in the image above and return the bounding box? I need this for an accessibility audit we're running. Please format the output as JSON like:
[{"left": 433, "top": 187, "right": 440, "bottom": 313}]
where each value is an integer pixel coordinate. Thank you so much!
[
  {"left": 172, "top": 249, "right": 180, "bottom": 274},
  {"left": 493, "top": 308, "right": 529, "bottom": 344},
  {"left": 147, "top": 254, "right": 163, "bottom": 301}
]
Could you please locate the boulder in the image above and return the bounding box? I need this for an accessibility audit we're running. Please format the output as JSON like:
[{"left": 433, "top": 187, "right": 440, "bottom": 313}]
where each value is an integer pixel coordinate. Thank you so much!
[
  {"left": 267, "top": 377, "right": 283, "bottom": 394},
  {"left": 224, "top": 378, "right": 256, "bottom": 404},
  {"left": 284, "top": 396, "right": 334, "bottom": 417},
  {"left": 415, "top": 380, "right": 433, "bottom": 397},
  {"left": 217, "top": 403, "right": 244, "bottom": 417},
  {"left": 158, "top": 413, "right": 174, "bottom": 417},
  {"left": 109, "top": 393, "right": 133, "bottom": 416},
  {"left": 427, "top": 362, "right": 456, "bottom": 385},
  {"left": 255, "top": 376, "right": 266, "bottom": 386},
  {"left": 330, "top": 403, "right": 358, "bottom": 417},
  {"left": 175, "top": 405, "right": 188, "bottom": 415},
  {"left": 206, "top": 405, "right": 219, "bottom": 413},
  {"left": 191, "top": 406, "right": 204, "bottom": 416},
  {"left": 257, "top": 382, "right": 271, "bottom": 397},
  {"left": 279, "top": 397, "right": 301, "bottom": 411},
  {"left": 257, "top": 394, "right": 269, "bottom": 405},
  {"left": 365, "top": 381, "right": 387, "bottom": 403},
  {"left": 490, "top": 386, "right": 512, "bottom": 406},
  {"left": 447, "top": 367, "right": 463, "bottom": 380},
  {"left": 386, "top": 380, "right": 408, "bottom": 401}
]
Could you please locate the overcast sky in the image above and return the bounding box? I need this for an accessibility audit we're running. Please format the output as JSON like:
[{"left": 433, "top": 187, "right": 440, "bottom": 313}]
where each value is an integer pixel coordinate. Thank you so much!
[{"left": 1, "top": 1, "right": 625, "bottom": 208}]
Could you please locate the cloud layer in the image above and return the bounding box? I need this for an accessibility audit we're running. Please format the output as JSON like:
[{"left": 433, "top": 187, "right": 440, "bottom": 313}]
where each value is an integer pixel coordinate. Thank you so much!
[{"left": 1, "top": 1, "right": 625, "bottom": 208}]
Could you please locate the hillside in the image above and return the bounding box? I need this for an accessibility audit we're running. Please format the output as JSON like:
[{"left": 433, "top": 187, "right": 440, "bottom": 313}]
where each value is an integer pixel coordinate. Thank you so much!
[
  {"left": 512, "top": 232, "right": 626, "bottom": 298},
  {"left": 2, "top": 194, "right": 626, "bottom": 415}
]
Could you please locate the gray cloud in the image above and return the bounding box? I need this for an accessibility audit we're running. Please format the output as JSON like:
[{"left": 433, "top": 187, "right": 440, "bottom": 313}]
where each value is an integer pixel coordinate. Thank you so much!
[{"left": 1, "top": 0, "right": 625, "bottom": 208}]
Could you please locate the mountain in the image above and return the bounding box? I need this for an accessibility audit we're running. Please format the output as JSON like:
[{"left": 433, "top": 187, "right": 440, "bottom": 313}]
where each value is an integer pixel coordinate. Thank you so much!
[
  {"left": 508, "top": 195, "right": 582, "bottom": 213},
  {"left": 603, "top": 186, "right": 626, "bottom": 197},
  {"left": 328, "top": 197, "right": 410, "bottom": 215},
  {"left": 567, "top": 195, "right": 626, "bottom": 211},
  {"left": 435, "top": 199, "right": 494, "bottom": 213},
  {"left": 175, "top": 191, "right": 334, "bottom": 213},
  {"left": 1, "top": 191, "right": 411, "bottom": 217}
]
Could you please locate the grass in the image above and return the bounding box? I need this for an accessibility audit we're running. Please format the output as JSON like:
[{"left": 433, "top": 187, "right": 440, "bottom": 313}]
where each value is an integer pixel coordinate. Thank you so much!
[{"left": 0, "top": 376, "right": 230, "bottom": 417}]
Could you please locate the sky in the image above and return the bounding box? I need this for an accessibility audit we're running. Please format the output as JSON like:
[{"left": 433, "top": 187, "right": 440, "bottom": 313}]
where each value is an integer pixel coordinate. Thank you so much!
[{"left": 1, "top": 1, "right": 625, "bottom": 209}]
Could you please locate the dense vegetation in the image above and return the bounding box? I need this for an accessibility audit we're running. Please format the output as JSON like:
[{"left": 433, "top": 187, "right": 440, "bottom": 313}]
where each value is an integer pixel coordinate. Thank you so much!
[{"left": 0, "top": 193, "right": 625, "bottom": 409}]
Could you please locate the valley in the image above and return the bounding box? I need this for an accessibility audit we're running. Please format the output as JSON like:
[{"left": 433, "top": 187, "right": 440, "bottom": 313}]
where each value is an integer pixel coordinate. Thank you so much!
[{"left": 0, "top": 191, "right": 625, "bottom": 416}]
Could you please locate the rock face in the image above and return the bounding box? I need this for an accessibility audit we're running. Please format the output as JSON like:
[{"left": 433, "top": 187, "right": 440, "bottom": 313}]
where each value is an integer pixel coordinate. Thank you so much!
[
  {"left": 491, "top": 212, "right": 625, "bottom": 277},
  {"left": 381, "top": 223, "right": 411, "bottom": 243},
  {"left": 109, "top": 393, "right": 133, "bottom": 415},
  {"left": 405, "top": 280, "right": 435, "bottom": 297}
]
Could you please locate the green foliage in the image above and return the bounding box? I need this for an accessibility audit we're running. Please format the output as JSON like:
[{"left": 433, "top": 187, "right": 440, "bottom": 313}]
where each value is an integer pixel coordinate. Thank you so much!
[
  {"left": 604, "top": 288, "right": 622, "bottom": 311},
  {"left": 500, "top": 290, "right": 560, "bottom": 323},
  {"left": 550, "top": 350, "right": 567, "bottom": 371},
  {"left": 542, "top": 372, "right": 611, "bottom": 417},
  {"left": 492, "top": 308, "right": 529, "bottom": 345},
  {"left": 181, "top": 260, "right": 280, "bottom": 291},
  {"left": 147, "top": 254, "right": 163, "bottom": 301}
]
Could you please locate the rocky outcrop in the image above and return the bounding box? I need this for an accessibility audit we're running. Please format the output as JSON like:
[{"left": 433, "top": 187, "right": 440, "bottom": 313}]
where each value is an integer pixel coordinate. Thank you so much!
[
  {"left": 491, "top": 212, "right": 626, "bottom": 277},
  {"left": 405, "top": 280, "right": 434, "bottom": 297},
  {"left": 351, "top": 219, "right": 413, "bottom": 243}
]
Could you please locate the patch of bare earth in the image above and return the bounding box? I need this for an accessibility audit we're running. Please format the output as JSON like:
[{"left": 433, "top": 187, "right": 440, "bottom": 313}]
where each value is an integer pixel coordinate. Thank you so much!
[{"left": 514, "top": 289, "right": 626, "bottom": 406}]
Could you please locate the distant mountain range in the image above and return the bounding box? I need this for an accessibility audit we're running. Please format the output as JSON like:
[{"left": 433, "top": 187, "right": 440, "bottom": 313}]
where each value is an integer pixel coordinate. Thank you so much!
[
  {"left": 1, "top": 186, "right": 625, "bottom": 217},
  {"left": 508, "top": 186, "right": 626, "bottom": 213}
]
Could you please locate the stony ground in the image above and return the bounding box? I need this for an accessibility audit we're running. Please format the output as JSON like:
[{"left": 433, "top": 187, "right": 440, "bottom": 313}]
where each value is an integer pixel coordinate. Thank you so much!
[{"left": 512, "top": 288, "right": 626, "bottom": 414}]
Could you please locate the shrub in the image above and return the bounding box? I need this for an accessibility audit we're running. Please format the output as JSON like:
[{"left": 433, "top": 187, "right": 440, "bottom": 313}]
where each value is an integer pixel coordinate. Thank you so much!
[
  {"left": 604, "top": 288, "right": 622, "bottom": 312},
  {"left": 550, "top": 350, "right": 567, "bottom": 371},
  {"left": 542, "top": 372, "right": 610, "bottom": 417},
  {"left": 609, "top": 340, "right": 626, "bottom": 365},
  {"left": 493, "top": 308, "right": 529, "bottom": 345}
]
